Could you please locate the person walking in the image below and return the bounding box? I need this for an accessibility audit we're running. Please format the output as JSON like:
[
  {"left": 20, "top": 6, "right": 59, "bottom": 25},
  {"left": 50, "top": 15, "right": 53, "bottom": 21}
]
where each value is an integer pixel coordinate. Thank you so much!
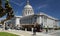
[
  {"left": 33, "top": 27, "right": 36, "bottom": 35},
  {"left": 33, "top": 23, "right": 37, "bottom": 35},
  {"left": 46, "top": 26, "right": 48, "bottom": 33}
]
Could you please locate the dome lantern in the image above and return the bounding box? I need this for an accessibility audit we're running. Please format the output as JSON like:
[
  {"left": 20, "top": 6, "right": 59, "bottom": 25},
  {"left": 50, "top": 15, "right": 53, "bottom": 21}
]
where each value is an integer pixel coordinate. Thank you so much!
[{"left": 27, "top": 0, "right": 29, "bottom": 5}]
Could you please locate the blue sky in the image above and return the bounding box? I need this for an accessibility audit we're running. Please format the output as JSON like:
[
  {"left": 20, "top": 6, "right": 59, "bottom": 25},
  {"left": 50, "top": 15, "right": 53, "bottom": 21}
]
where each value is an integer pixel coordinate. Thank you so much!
[{"left": 1, "top": 0, "right": 60, "bottom": 20}]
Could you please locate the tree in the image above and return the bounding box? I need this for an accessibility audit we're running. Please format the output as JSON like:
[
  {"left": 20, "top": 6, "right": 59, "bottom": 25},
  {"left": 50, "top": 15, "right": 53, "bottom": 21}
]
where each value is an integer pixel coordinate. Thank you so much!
[
  {"left": 5, "top": 0, "right": 14, "bottom": 20},
  {"left": 0, "top": 0, "right": 14, "bottom": 24},
  {"left": 0, "top": 0, "right": 6, "bottom": 17}
]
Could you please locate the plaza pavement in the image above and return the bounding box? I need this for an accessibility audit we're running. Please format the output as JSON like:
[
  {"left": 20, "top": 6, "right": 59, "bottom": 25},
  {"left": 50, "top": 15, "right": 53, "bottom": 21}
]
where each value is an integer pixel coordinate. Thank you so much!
[{"left": 0, "top": 29, "right": 55, "bottom": 36}]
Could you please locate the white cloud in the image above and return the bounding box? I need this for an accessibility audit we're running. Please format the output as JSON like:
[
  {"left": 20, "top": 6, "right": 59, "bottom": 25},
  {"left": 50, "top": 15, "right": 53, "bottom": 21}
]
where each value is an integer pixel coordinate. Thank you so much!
[
  {"left": 10, "top": 0, "right": 25, "bottom": 7},
  {"left": 38, "top": 4, "right": 47, "bottom": 9}
]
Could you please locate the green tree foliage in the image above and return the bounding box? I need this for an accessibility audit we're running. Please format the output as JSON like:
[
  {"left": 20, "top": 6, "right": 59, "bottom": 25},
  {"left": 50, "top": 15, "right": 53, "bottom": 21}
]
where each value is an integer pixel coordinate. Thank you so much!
[
  {"left": 5, "top": 0, "right": 14, "bottom": 20},
  {"left": 0, "top": 0, "right": 14, "bottom": 19},
  {"left": 0, "top": 0, "right": 14, "bottom": 24},
  {"left": 0, "top": 0, "right": 6, "bottom": 17}
]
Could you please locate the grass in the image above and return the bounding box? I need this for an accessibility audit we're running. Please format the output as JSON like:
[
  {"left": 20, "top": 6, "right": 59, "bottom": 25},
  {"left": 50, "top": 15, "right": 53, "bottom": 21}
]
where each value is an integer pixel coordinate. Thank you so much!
[{"left": 0, "top": 32, "right": 19, "bottom": 36}]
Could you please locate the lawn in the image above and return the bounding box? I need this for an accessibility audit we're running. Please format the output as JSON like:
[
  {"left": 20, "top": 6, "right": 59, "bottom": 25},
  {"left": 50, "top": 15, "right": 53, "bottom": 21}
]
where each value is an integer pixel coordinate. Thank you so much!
[{"left": 0, "top": 32, "right": 19, "bottom": 36}]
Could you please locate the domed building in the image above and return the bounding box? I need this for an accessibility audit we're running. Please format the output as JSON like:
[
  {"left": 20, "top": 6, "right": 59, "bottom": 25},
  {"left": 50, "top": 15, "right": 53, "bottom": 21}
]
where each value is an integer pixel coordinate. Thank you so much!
[
  {"left": 5, "top": 0, "right": 59, "bottom": 31},
  {"left": 22, "top": 0, "right": 34, "bottom": 16}
]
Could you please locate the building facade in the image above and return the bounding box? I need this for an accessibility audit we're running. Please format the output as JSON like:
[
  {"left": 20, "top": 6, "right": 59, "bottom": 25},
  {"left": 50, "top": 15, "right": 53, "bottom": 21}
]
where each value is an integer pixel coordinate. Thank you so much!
[
  {"left": 20, "top": 12, "right": 59, "bottom": 28},
  {"left": 5, "top": 16, "right": 22, "bottom": 28},
  {"left": 5, "top": 0, "right": 59, "bottom": 30}
]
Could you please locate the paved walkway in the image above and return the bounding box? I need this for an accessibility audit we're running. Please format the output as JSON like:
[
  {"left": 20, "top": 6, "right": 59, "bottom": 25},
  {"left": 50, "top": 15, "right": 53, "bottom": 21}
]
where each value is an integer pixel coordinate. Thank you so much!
[{"left": 0, "top": 29, "right": 54, "bottom": 36}]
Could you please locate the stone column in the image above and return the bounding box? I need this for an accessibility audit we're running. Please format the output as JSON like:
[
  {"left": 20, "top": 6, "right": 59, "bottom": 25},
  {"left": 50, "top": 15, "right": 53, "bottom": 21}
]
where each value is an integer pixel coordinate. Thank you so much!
[
  {"left": 25, "top": 28, "right": 27, "bottom": 31},
  {"left": 3, "top": 21, "right": 6, "bottom": 30},
  {"left": 32, "top": 28, "right": 33, "bottom": 32}
]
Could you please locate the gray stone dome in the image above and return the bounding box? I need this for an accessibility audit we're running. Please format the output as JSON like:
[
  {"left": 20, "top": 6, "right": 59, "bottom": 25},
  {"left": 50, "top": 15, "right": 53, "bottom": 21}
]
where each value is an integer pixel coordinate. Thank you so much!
[
  {"left": 24, "top": 4, "right": 33, "bottom": 9},
  {"left": 22, "top": 0, "right": 34, "bottom": 16}
]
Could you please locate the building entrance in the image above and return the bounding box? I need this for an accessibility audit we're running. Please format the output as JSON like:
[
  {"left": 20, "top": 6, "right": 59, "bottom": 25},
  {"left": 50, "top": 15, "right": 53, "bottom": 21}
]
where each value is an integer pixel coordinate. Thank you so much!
[{"left": 21, "top": 24, "right": 43, "bottom": 32}]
